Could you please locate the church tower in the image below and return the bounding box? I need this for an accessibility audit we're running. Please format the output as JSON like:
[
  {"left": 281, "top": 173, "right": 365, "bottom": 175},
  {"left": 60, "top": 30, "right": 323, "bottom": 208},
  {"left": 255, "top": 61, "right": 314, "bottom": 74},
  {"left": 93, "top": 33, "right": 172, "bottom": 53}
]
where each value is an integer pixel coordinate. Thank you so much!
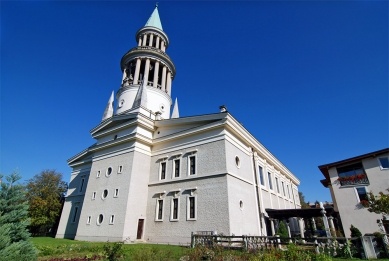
[{"left": 116, "top": 5, "right": 176, "bottom": 119}]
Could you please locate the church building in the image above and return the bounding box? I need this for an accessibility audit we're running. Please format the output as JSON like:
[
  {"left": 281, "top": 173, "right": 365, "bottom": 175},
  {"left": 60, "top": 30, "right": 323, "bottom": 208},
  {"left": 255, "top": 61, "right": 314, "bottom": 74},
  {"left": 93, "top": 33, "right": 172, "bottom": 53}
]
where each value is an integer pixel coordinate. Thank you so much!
[{"left": 56, "top": 6, "right": 302, "bottom": 244}]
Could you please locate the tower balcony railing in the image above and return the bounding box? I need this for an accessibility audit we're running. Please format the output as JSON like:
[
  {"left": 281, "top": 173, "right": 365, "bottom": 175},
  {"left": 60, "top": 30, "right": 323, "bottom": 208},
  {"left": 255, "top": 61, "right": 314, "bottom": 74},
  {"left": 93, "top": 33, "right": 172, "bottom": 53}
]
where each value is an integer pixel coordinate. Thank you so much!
[{"left": 337, "top": 174, "right": 369, "bottom": 186}]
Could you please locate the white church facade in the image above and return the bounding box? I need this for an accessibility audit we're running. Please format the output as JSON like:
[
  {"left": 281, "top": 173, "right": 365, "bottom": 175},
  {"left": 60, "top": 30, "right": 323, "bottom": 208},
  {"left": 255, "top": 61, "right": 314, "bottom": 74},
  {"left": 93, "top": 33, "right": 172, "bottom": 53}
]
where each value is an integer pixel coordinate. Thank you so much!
[{"left": 56, "top": 6, "right": 302, "bottom": 244}]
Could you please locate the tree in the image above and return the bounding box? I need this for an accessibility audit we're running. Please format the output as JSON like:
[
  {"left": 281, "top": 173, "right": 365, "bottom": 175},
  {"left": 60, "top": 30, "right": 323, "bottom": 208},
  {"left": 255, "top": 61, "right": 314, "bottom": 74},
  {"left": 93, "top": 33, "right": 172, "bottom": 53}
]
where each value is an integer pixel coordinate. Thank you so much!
[
  {"left": 298, "top": 192, "right": 310, "bottom": 209},
  {"left": 360, "top": 188, "right": 389, "bottom": 217},
  {"left": 350, "top": 224, "right": 362, "bottom": 238},
  {"left": 26, "top": 170, "right": 68, "bottom": 235},
  {"left": 0, "top": 171, "right": 37, "bottom": 261}
]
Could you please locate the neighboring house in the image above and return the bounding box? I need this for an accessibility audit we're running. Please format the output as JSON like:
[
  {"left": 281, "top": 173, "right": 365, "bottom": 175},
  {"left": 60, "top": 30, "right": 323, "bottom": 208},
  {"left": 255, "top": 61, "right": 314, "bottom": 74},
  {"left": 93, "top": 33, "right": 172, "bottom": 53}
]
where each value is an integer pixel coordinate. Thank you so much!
[
  {"left": 319, "top": 148, "right": 389, "bottom": 236},
  {"left": 55, "top": 6, "right": 301, "bottom": 244}
]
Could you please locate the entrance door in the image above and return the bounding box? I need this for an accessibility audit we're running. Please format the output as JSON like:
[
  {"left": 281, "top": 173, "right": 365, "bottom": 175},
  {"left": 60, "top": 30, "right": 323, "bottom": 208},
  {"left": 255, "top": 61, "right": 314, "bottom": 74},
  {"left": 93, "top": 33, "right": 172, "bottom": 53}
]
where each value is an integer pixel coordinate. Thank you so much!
[{"left": 136, "top": 219, "right": 144, "bottom": 239}]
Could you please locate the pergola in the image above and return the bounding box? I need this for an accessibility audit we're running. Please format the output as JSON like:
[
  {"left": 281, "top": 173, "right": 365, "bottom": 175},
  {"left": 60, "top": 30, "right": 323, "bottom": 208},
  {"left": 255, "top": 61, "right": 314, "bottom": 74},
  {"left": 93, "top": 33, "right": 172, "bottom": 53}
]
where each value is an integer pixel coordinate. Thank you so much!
[{"left": 265, "top": 206, "right": 336, "bottom": 238}]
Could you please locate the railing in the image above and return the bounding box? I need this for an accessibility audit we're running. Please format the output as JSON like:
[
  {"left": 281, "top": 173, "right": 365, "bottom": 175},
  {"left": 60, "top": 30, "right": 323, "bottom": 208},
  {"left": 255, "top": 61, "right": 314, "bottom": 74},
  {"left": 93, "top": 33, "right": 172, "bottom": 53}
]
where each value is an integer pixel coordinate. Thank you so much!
[{"left": 339, "top": 177, "right": 369, "bottom": 186}]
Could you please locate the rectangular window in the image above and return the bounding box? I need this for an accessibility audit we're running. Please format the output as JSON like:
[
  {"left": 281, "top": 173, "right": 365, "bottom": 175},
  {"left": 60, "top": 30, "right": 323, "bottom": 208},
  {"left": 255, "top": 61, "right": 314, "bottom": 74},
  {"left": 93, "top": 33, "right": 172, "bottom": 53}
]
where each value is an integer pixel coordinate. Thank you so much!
[
  {"left": 109, "top": 215, "right": 115, "bottom": 225},
  {"left": 282, "top": 182, "right": 286, "bottom": 196},
  {"left": 114, "top": 189, "right": 119, "bottom": 198},
  {"left": 268, "top": 172, "right": 273, "bottom": 190},
  {"left": 79, "top": 176, "right": 85, "bottom": 192},
  {"left": 258, "top": 166, "right": 264, "bottom": 186},
  {"left": 92, "top": 191, "right": 96, "bottom": 200},
  {"left": 189, "top": 156, "right": 196, "bottom": 175},
  {"left": 87, "top": 216, "right": 91, "bottom": 224},
  {"left": 187, "top": 196, "right": 197, "bottom": 220},
  {"left": 356, "top": 187, "right": 368, "bottom": 201},
  {"left": 160, "top": 162, "right": 166, "bottom": 180},
  {"left": 174, "top": 159, "right": 180, "bottom": 177},
  {"left": 379, "top": 157, "right": 389, "bottom": 170},
  {"left": 72, "top": 206, "right": 79, "bottom": 223},
  {"left": 275, "top": 177, "right": 280, "bottom": 193},
  {"left": 155, "top": 199, "right": 164, "bottom": 221},
  {"left": 171, "top": 198, "right": 179, "bottom": 221}
]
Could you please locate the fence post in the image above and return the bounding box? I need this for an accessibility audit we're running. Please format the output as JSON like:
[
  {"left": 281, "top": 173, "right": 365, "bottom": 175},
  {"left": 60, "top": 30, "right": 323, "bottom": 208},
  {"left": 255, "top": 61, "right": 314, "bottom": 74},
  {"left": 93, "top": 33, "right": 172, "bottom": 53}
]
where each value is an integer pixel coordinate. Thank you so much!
[{"left": 191, "top": 232, "right": 195, "bottom": 248}]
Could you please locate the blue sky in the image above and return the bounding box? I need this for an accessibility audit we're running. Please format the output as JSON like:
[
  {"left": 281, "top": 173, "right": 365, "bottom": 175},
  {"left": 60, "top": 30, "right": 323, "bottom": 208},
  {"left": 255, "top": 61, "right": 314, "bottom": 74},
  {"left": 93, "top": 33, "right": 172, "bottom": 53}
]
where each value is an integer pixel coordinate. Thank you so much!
[{"left": 1, "top": 1, "right": 388, "bottom": 203}]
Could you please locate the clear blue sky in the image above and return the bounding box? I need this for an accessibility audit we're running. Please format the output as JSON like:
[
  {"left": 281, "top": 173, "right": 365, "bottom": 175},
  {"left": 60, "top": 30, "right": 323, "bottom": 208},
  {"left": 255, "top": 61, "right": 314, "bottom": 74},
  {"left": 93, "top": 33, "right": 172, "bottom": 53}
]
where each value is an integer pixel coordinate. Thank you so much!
[{"left": 1, "top": 1, "right": 388, "bottom": 203}]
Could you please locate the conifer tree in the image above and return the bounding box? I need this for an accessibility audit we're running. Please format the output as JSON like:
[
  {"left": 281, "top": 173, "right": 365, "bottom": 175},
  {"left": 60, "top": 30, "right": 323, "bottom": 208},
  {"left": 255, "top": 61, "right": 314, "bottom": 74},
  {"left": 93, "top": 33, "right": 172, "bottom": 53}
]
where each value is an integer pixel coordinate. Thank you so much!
[{"left": 0, "top": 171, "right": 37, "bottom": 261}]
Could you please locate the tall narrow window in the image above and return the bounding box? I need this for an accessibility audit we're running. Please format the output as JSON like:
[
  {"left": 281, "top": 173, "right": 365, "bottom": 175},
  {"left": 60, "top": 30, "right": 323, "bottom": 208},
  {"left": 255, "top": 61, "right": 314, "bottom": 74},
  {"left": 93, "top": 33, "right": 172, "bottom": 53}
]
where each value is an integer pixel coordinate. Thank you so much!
[
  {"left": 174, "top": 159, "right": 180, "bottom": 177},
  {"left": 72, "top": 206, "right": 79, "bottom": 223},
  {"left": 160, "top": 162, "right": 166, "bottom": 180},
  {"left": 189, "top": 156, "right": 196, "bottom": 175},
  {"left": 275, "top": 177, "right": 280, "bottom": 193},
  {"left": 79, "top": 176, "right": 85, "bottom": 192},
  {"left": 268, "top": 172, "right": 273, "bottom": 190},
  {"left": 258, "top": 166, "right": 264, "bottom": 186},
  {"left": 187, "top": 196, "right": 197, "bottom": 220},
  {"left": 156, "top": 199, "right": 164, "bottom": 221},
  {"left": 171, "top": 198, "right": 179, "bottom": 221}
]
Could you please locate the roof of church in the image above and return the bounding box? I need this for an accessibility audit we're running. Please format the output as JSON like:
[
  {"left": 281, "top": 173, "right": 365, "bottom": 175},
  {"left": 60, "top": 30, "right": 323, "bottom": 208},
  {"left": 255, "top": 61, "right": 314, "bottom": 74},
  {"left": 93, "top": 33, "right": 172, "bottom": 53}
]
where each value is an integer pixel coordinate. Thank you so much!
[{"left": 145, "top": 5, "right": 163, "bottom": 31}]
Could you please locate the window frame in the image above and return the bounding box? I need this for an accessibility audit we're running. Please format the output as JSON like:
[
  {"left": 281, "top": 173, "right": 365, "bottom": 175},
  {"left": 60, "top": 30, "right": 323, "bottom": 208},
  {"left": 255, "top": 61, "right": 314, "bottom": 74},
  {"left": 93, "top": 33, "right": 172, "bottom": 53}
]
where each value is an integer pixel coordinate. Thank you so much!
[
  {"left": 186, "top": 195, "right": 197, "bottom": 221},
  {"left": 155, "top": 199, "right": 164, "bottom": 221},
  {"left": 159, "top": 161, "right": 167, "bottom": 180},
  {"left": 378, "top": 157, "right": 389, "bottom": 170},
  {"left": 170, "top": 197, "right": 180, "bottom": 221},
  {"left": 188, "top": 155, "right": 197, "bottom": 176},
  {"left": 173, "top": 158, "right": 181, "bottom": 178}
]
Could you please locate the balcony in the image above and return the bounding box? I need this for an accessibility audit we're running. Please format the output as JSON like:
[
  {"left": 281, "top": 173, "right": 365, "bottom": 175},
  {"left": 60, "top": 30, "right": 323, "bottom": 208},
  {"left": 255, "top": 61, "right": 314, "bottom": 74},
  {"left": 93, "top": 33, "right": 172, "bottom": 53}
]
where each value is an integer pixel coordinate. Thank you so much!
[{"left": 337, "top": 174, "right": 369, "bottom": 186}]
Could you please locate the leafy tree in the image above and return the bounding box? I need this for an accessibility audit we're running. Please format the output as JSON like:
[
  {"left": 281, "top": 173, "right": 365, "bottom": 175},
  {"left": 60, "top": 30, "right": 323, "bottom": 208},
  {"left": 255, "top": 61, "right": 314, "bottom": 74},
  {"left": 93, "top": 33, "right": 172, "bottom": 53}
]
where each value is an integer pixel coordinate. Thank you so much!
[
  {"left": 0, "top": 171, "right": 37, "bottom": 261},
  {"left": 26, "top": 170, "right": 68, "bottom": 235},
  {"left": 350, "top": 224, "right": 362, "bottom": 238},
  {"left": 298, "top": 192, "right": 310, "bottom": 209},
  {"left": 360, "top": 188, "right": 389, "bottom": 217}
]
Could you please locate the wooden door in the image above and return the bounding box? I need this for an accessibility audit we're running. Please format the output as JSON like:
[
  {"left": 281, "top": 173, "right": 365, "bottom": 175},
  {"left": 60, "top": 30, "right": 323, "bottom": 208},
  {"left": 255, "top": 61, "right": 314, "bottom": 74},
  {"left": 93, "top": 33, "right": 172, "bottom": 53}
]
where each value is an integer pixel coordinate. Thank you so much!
[{"left": 136, "top": 219, "right": 144, "bottom": 239}]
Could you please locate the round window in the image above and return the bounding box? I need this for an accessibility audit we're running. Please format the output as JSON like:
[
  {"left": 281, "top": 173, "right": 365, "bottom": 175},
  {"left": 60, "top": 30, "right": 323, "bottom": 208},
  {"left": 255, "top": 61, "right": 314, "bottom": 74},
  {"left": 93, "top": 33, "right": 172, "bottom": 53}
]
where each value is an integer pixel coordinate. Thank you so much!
[
  {"left": 235, "top": 156, "right": 240, "bottom": 168},
  {"left": 97, "top": 214, "right": 104, "bottom": 224},
  {"left": 106, "top": 167, "right": 112, "bottom": 176},
  {"left": 102, "top": 189, "right": 108, "bottom": 199}
]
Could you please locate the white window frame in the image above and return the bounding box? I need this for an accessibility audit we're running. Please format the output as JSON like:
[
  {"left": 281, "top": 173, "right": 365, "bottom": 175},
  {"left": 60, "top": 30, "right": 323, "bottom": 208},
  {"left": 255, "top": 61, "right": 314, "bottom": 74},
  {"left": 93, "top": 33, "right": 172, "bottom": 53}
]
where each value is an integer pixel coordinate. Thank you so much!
[
  {"left": 109, "top": 214, "right": 115, "bottom": 225},
  {"left": 97, "top": 214, "right": 104, "bottom": 225},
  {"left": 159, "top": 161, "right": 167, "bottom": 180},
  {"left": 186, "top": 195, "right": 197, "bottom": 221},
  {"left": 118, "top": 165, "right": 123, "bottom": 174},
  {"left": 172, "top": 158, "right": 181, "bottom": 178},
  {"left": 86, "top": 215, "right": 92, "bottom": 225},
  {"left": 113, "top": 188, "right": 119, "bottom": 198},
  {"left": 71, "top": 202, "right": 80, "bottom": 223},
  {"left": 155, "top": 198, "right": 164, "bottom": 221},
  {"left": 378, "top": 157, "right": 389, "bottom": 170},
  {"left": 354, "top": 186, "right": 369, "bottom": 202},
  {"left": 188, "top": 154, "right": 197, "bottom": 176},
  {"left": 170, "top": 197, "right": 180, "bottom": 221},
  {"left": 92, "top": 191, "right": 96, "bottom": 200}
]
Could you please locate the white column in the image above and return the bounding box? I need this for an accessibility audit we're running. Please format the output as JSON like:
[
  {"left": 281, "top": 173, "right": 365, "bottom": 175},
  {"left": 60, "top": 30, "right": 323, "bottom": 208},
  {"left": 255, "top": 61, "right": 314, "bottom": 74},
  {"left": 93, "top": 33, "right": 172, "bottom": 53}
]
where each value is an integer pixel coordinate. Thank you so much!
[
  {"left": 138, "top": 38, "right": 142, "bottom": 46},
  {"left": 149, "top": 34, "right": 154, "bottom": 47},
  {"left": 166, "top": 71, "right": 172, "bottom": 94},
  {"left": 142, "top": 34, "right": 147, "bottom": 46},
  {"left": 161, "top": 66, "right": 167, "bottom": 90},
  {"left": 156, "top": 36, "right": 160, "bottom": 49},
  {"left": 133, "top": 58, "right": 141, "bottom": 85},
  {"left": 270, "top": 218, "right": 275, "bottom": 236},
  {"left": 143, "top": 58, "right": 150, "bottom": 85},
  {"left": 161, "top": 40, "right": 166, "bottom": 51},
  {"left": 153, "top": 61, "right": 160, "bottom": 88},
  {"left": 298, "top": 218, "right": 305, "bottom": 240}
]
